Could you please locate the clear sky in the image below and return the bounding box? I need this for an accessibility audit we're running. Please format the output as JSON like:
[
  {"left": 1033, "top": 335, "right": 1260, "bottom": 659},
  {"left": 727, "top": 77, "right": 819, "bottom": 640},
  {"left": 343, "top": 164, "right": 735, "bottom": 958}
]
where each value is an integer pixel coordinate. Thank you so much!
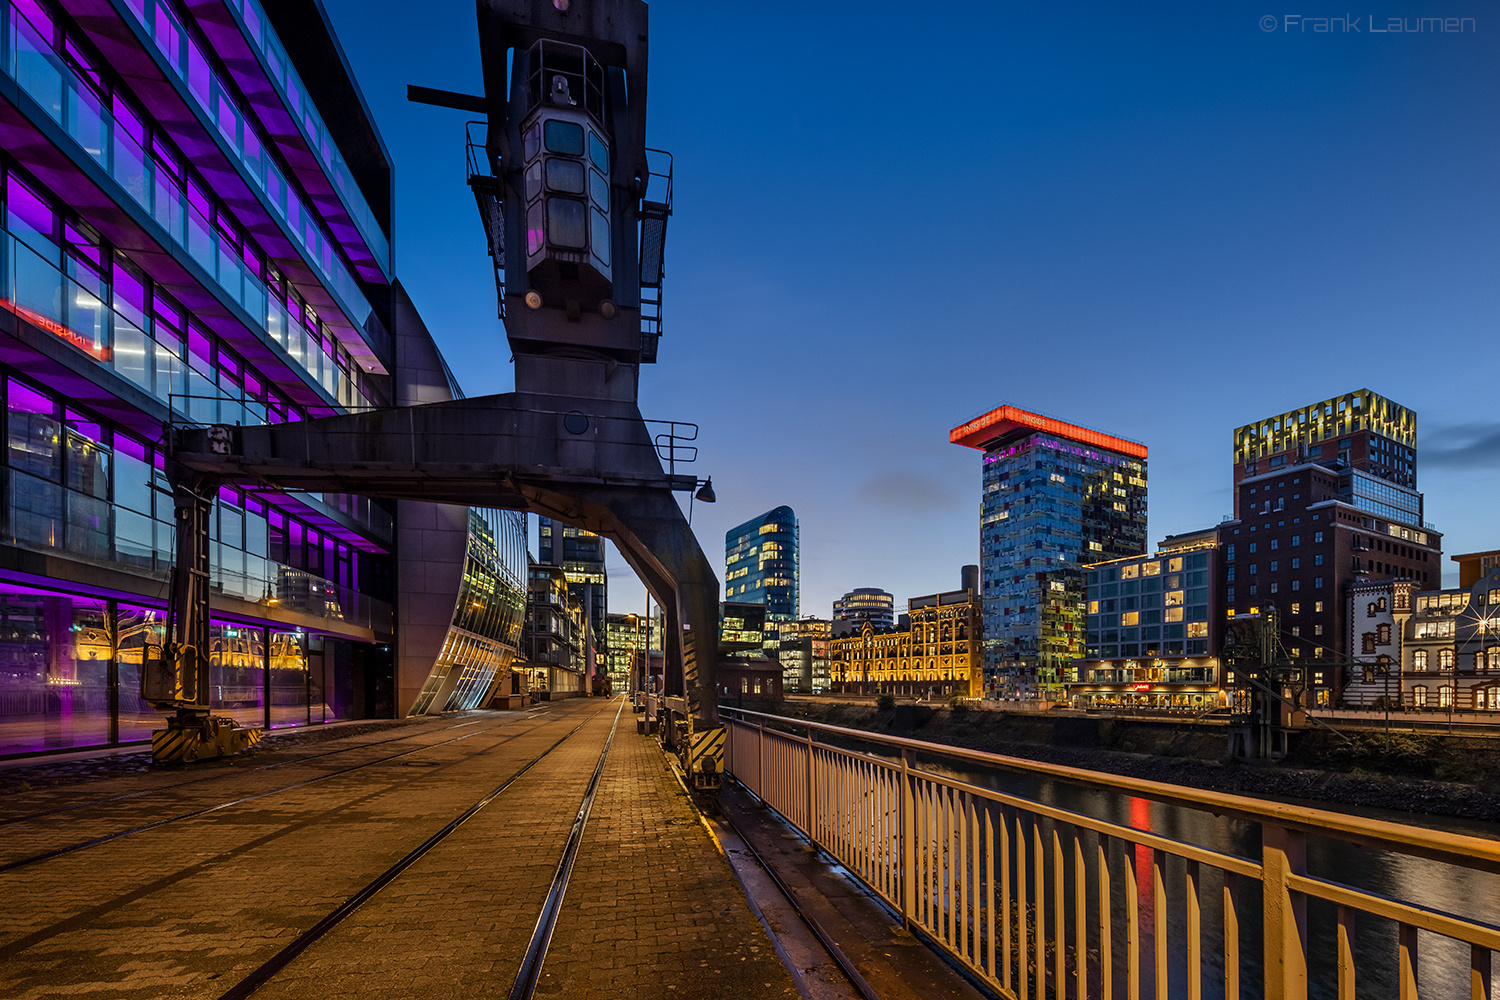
[{"left": 319, "top": 0, "right": 1499, "bottom": 616}]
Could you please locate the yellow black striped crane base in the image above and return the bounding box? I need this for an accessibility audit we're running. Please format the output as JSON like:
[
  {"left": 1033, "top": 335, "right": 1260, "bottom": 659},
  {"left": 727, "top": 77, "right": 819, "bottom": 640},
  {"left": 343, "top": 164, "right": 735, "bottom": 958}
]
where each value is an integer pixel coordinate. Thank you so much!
[{"left": 152, "top": 716, "right": 263, "bottom": 764}]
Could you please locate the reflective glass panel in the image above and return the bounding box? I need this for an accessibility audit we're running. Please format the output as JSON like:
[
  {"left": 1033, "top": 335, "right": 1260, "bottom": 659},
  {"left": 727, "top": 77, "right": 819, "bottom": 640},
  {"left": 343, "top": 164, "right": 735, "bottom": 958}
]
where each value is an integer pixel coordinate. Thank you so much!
[
  {"left": 0, "top": 589, "right": 110, "bottom": 754},
  {"left": 543, "top": 119, "right": 584, "bottom": 155},
  {"left": 546, "top": 197, "right": 587, "bottom": 248},
  {"left": 545, "top": 158, "right": 586, "bottom": 194}
]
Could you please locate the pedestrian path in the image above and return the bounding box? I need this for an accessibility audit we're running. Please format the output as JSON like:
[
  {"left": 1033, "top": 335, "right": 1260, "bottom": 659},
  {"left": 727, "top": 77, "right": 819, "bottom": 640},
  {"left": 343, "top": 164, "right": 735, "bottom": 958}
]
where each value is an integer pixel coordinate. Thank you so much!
[{"left": 0, "top": 700, "right": 797, "bottom": 999}]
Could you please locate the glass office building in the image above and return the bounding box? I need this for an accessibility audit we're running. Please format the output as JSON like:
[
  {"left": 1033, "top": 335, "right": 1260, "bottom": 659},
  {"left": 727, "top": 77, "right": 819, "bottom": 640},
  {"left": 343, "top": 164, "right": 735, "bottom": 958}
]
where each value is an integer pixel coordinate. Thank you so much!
[
  {"left": 0, "top": 0, "right": 525, "bottom": 756},
  {"left": 952, "top": 405, "right": 1148, "bottom": 700},
  {"left": 724, "top": 506, "right": 798, "bottom": 622},
  {"left": 538, "top": 516, "right": 607, "bottom": 660},
  {"left": 832, "top": 588, "right": 895, "bottom": 629}
]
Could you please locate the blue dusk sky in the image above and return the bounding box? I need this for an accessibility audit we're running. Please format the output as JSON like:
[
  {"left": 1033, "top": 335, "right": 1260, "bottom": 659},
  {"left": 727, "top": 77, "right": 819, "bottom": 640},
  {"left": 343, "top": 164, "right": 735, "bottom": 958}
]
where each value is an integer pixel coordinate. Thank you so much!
[{"left": 319, "top": 1, "right": 1499, "bottom": 616}]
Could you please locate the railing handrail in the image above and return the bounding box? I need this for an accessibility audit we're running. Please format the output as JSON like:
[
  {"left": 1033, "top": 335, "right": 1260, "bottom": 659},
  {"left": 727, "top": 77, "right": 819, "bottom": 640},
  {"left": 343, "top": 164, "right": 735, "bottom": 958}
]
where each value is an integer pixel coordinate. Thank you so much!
[{"left": 719, "top": 704, "right": 1500, "bottom": 873}]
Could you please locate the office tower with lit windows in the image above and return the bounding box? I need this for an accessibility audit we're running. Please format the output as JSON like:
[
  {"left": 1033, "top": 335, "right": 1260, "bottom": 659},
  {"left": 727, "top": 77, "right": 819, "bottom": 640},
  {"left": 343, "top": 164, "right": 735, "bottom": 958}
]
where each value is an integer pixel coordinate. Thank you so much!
[
  {"left": 724, "top": 506, "right": 798, "bottom": 621},
  {"left": 832, "top": 588, "right": 894, "bottom": 630},
  {"left": 0, "top": 0, "right": 528, "bottom": 757},
  {"left": 1071, "top": 528, "right": 1223, "bottom": 710},
  {"left": 1222, "top": 390, "right": 1439, "bottom": 705},
  {"left": 951, "top": 405, "right": 1148, "bottom": 699},
  {"left": 538, "top": 517, "right": 607, "bottom": 660}
]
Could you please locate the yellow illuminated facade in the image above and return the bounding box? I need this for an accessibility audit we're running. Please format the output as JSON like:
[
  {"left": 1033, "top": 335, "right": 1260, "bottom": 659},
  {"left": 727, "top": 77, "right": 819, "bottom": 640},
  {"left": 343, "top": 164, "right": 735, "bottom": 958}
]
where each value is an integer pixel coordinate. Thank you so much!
[
  {"left": 1233, "top": 389, "right": 1415, "bottom": 469},
  {"left": 830, "top": 590, "right": 981, "bottom": 697}
]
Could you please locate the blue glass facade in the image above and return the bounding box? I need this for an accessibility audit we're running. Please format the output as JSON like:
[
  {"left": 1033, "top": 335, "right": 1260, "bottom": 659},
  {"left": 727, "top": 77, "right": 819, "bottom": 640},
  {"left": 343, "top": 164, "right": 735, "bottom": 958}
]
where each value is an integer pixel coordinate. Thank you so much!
[
  {"left": 956, "top": 408, "right": 1147, "bottom": 699},
  {"left": 725, "top": 506, "right": 798, "bottom": 621}
]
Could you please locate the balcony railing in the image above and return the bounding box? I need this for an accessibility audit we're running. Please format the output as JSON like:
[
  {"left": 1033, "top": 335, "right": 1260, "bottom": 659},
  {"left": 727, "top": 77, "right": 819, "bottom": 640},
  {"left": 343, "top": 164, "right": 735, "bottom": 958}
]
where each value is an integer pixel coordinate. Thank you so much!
[
  {"left": 1, "top": 1, "right": 369, "bottom": 409},
  {"left": 722, "top": 706, "right": 1500, "bottom": 1000},
  {"left": 2, "top": 466, "right": 391, "bottom": 634}
]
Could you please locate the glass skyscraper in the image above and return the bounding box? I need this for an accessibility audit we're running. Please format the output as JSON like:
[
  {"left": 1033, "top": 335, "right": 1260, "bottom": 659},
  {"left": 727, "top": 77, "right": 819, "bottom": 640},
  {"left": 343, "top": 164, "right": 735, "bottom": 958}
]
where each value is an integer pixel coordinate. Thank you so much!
[
  {"left": 951, "top": 406, "right": 1148, "bottom": 699},
  {"left": 724, "top": 506, "right": 798, "bottom": 621}
]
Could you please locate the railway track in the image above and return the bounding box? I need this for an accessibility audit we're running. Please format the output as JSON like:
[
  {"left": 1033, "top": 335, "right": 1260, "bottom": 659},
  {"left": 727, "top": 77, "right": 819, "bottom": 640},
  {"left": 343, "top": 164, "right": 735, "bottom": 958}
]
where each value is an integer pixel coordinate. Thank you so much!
[
  {"left": 0, "top": 709, "right": 563, "bottom": 873},
  {"left": 218, "top": 696, "right": 625, "bottom": 1000},
  {"left": 0, "top": 697, "right": 807, "bottom": 999},
  {"left": 710, "top": 804, "right": 881, "bottom": 1000},
  {"left": 0, "top": 715, "right": 497, "bottom": 828}
]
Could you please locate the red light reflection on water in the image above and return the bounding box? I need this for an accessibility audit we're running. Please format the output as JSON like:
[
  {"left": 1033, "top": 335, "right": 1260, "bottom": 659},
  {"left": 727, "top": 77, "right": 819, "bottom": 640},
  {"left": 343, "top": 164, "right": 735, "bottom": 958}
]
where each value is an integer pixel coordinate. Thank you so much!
[{"left": 1129, "top": 796, "right": 1156, "bottom": 937}]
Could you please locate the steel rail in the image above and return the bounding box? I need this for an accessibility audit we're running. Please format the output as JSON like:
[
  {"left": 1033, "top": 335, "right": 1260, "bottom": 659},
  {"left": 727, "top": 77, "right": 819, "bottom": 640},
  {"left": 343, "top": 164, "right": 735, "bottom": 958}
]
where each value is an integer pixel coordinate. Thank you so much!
[
  {"left": 0, "top": 712, "right": 551, "bottom": 874},
  {"left": 508, "top": 696, "right": 626, "bottom": 1000},
  {"left": 217, "top": 700, "right": 615, "bottom": 1000},
  {"left": 0, "top": 716, "right": 494, "bottom": 828},
  {"left": 1286, "top": 872, "right": 1500, "bottom": 950},
  {"left": 722, "top": 705, "right": 1500, "bottom": 873},
  {"left": 716, "top": 801, "right": 882, "bottom": 1000}
]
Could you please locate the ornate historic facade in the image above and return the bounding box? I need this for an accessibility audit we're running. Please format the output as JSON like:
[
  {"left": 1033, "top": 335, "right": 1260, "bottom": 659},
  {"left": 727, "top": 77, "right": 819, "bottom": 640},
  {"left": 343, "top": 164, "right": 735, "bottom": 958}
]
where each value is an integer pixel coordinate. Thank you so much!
[{"left": 830, "top": 587, "right": 981, "bottom": 698}]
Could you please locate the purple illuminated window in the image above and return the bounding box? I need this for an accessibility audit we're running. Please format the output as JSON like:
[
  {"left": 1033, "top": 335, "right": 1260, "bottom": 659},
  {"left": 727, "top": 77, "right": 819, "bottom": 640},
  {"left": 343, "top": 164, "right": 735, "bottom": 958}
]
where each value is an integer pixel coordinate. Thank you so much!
[
  {"left": 9, "top": 379, "right": 54, "bottom": 416},
  {"left": 116, "top": 434, "right": 148, "bottom": 463},
  {"left": 188, "top": 325, "right": 211, "bottom": 366},
  {"left": 14, "top": 0, "right": 53, "bottom": 37},
  {"left": 7, "top": 177, "right": 56, "bottom": 246},
  {"left": 113, "top": 261, "right": 146, "bottom": 328}
]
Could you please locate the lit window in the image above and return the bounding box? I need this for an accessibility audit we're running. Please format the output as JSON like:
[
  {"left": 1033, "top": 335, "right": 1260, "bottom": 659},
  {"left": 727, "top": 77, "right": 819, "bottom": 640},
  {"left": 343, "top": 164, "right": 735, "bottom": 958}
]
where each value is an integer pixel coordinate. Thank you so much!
[
  {"left": 1187, "top": 622, "right": 1207, "bottom": 637},
  {"left": 1122, "top": 612, "right": 1140, "bottom": 626},
  {"left": 1088, "top": 601, "right": 1099, "bottom": 614},
  {"left": 1164, "top": 590, "right": 1184, "bottom": 607},
  {"left": 1142, "top": 562, "right": 1161, "bottom": 576},
  {"left": 1164, "top": 607, "right": 1183, "bottom": 622}
]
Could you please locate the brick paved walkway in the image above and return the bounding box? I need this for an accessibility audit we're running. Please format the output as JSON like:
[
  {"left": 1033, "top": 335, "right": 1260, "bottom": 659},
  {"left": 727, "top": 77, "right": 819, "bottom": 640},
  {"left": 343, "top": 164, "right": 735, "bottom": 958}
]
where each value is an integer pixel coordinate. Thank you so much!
[
  {"left": 0, "top": 699, "right": 797, "bottom": 999},
  {"left": 538, "top": 716, "right": 799, "bottom": 1000}
]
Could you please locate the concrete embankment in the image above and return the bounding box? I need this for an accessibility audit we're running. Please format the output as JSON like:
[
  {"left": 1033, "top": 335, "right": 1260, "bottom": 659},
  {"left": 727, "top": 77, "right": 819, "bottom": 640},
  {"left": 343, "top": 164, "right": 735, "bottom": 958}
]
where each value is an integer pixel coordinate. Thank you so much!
[{"left": 753, "top": 698, "right": 1500, "bottom": 823}]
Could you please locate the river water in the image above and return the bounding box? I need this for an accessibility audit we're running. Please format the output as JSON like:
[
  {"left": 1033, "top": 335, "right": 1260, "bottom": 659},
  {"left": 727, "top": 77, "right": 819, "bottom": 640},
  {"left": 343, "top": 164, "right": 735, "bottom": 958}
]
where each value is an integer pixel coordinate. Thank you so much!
[{"left": 841, "top": 740, "right": 1500, "bottom": 1000}]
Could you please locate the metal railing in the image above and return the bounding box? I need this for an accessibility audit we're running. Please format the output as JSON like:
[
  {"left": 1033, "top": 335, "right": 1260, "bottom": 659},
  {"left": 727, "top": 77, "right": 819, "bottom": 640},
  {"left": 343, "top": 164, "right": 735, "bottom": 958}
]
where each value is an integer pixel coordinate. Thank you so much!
[{"left": 721, "top": 706, "right": 1500, "bottom": 1000}]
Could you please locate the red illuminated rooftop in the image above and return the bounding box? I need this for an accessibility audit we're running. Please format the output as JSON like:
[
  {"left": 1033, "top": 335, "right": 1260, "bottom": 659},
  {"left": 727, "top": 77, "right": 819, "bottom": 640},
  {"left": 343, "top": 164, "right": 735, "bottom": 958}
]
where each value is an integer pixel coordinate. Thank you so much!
[{"left": 949, "top": 404, "right": 1148, "bottom": 459}]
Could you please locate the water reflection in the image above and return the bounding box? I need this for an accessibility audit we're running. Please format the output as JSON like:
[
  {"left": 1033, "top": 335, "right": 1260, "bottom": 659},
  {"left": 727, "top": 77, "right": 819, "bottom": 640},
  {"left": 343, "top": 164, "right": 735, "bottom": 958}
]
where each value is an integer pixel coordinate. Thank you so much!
[{"left": 918, "top": 751, "right": 1500, "bottom": 1000}]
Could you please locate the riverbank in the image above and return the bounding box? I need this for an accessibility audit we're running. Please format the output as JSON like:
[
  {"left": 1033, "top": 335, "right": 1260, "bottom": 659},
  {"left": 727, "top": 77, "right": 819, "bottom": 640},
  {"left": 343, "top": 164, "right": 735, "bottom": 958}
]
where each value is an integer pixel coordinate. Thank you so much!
[{"left": 759, "top": 699, "right": 1500, "bottom": 824}]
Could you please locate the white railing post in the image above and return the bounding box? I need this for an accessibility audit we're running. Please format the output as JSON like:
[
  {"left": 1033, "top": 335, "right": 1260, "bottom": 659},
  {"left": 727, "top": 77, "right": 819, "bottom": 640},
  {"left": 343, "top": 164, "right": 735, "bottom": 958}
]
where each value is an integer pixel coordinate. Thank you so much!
[
  {"left": 756, "top": 721, "right": 765, "bottom": 799},
  {"left": 1262, "top": 822, "right": 1309, "bottom": 1000}
]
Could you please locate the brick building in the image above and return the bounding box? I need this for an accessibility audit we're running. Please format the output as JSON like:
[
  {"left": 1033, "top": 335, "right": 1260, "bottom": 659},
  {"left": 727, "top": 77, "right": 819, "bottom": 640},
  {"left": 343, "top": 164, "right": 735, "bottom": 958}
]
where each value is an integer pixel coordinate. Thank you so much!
[{"left": 1222, "top": 390, "right": 1439, "bottom": 705}]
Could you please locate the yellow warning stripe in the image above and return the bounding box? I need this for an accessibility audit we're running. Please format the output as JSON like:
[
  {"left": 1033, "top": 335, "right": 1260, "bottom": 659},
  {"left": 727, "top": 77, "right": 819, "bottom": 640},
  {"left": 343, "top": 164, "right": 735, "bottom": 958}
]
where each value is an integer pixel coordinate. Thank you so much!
[
  {"left": 152, "top": 728, "right": 199, "bottom": 763},
  {"left": 687, "top": 728, "right": 724, "bottom": 768}
]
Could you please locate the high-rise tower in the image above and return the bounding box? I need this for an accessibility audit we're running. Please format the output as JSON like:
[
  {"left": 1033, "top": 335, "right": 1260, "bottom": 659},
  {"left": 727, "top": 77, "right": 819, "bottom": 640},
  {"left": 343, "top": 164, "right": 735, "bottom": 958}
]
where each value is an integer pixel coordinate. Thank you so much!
[
  {"left": 724, "top": 506, "right": 799, "bottom": 621},
  {"left": 951, "top": 406, "right": 1148, "bottom": 699}
]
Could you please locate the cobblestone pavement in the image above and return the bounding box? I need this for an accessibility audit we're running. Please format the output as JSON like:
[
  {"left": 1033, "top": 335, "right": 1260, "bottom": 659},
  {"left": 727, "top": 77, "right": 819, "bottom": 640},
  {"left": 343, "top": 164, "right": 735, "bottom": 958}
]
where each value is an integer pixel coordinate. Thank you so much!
[{"left": 0, "top": 699, "right": 798, "bottom": 999}]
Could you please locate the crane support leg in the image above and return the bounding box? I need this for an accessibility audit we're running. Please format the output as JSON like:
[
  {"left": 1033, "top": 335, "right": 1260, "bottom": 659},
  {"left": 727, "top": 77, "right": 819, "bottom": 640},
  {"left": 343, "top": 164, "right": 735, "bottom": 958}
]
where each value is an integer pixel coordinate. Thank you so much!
[{"left": 142, "top": 470, "right": 262, "bottom": 763}]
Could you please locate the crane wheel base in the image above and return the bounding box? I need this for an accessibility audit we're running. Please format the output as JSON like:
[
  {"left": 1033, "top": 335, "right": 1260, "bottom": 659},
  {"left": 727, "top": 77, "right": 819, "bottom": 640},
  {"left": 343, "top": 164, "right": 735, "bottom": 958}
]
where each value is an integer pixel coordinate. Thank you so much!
[{"left": 152, "top": 714, "right": 263, "bottom": 764}]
